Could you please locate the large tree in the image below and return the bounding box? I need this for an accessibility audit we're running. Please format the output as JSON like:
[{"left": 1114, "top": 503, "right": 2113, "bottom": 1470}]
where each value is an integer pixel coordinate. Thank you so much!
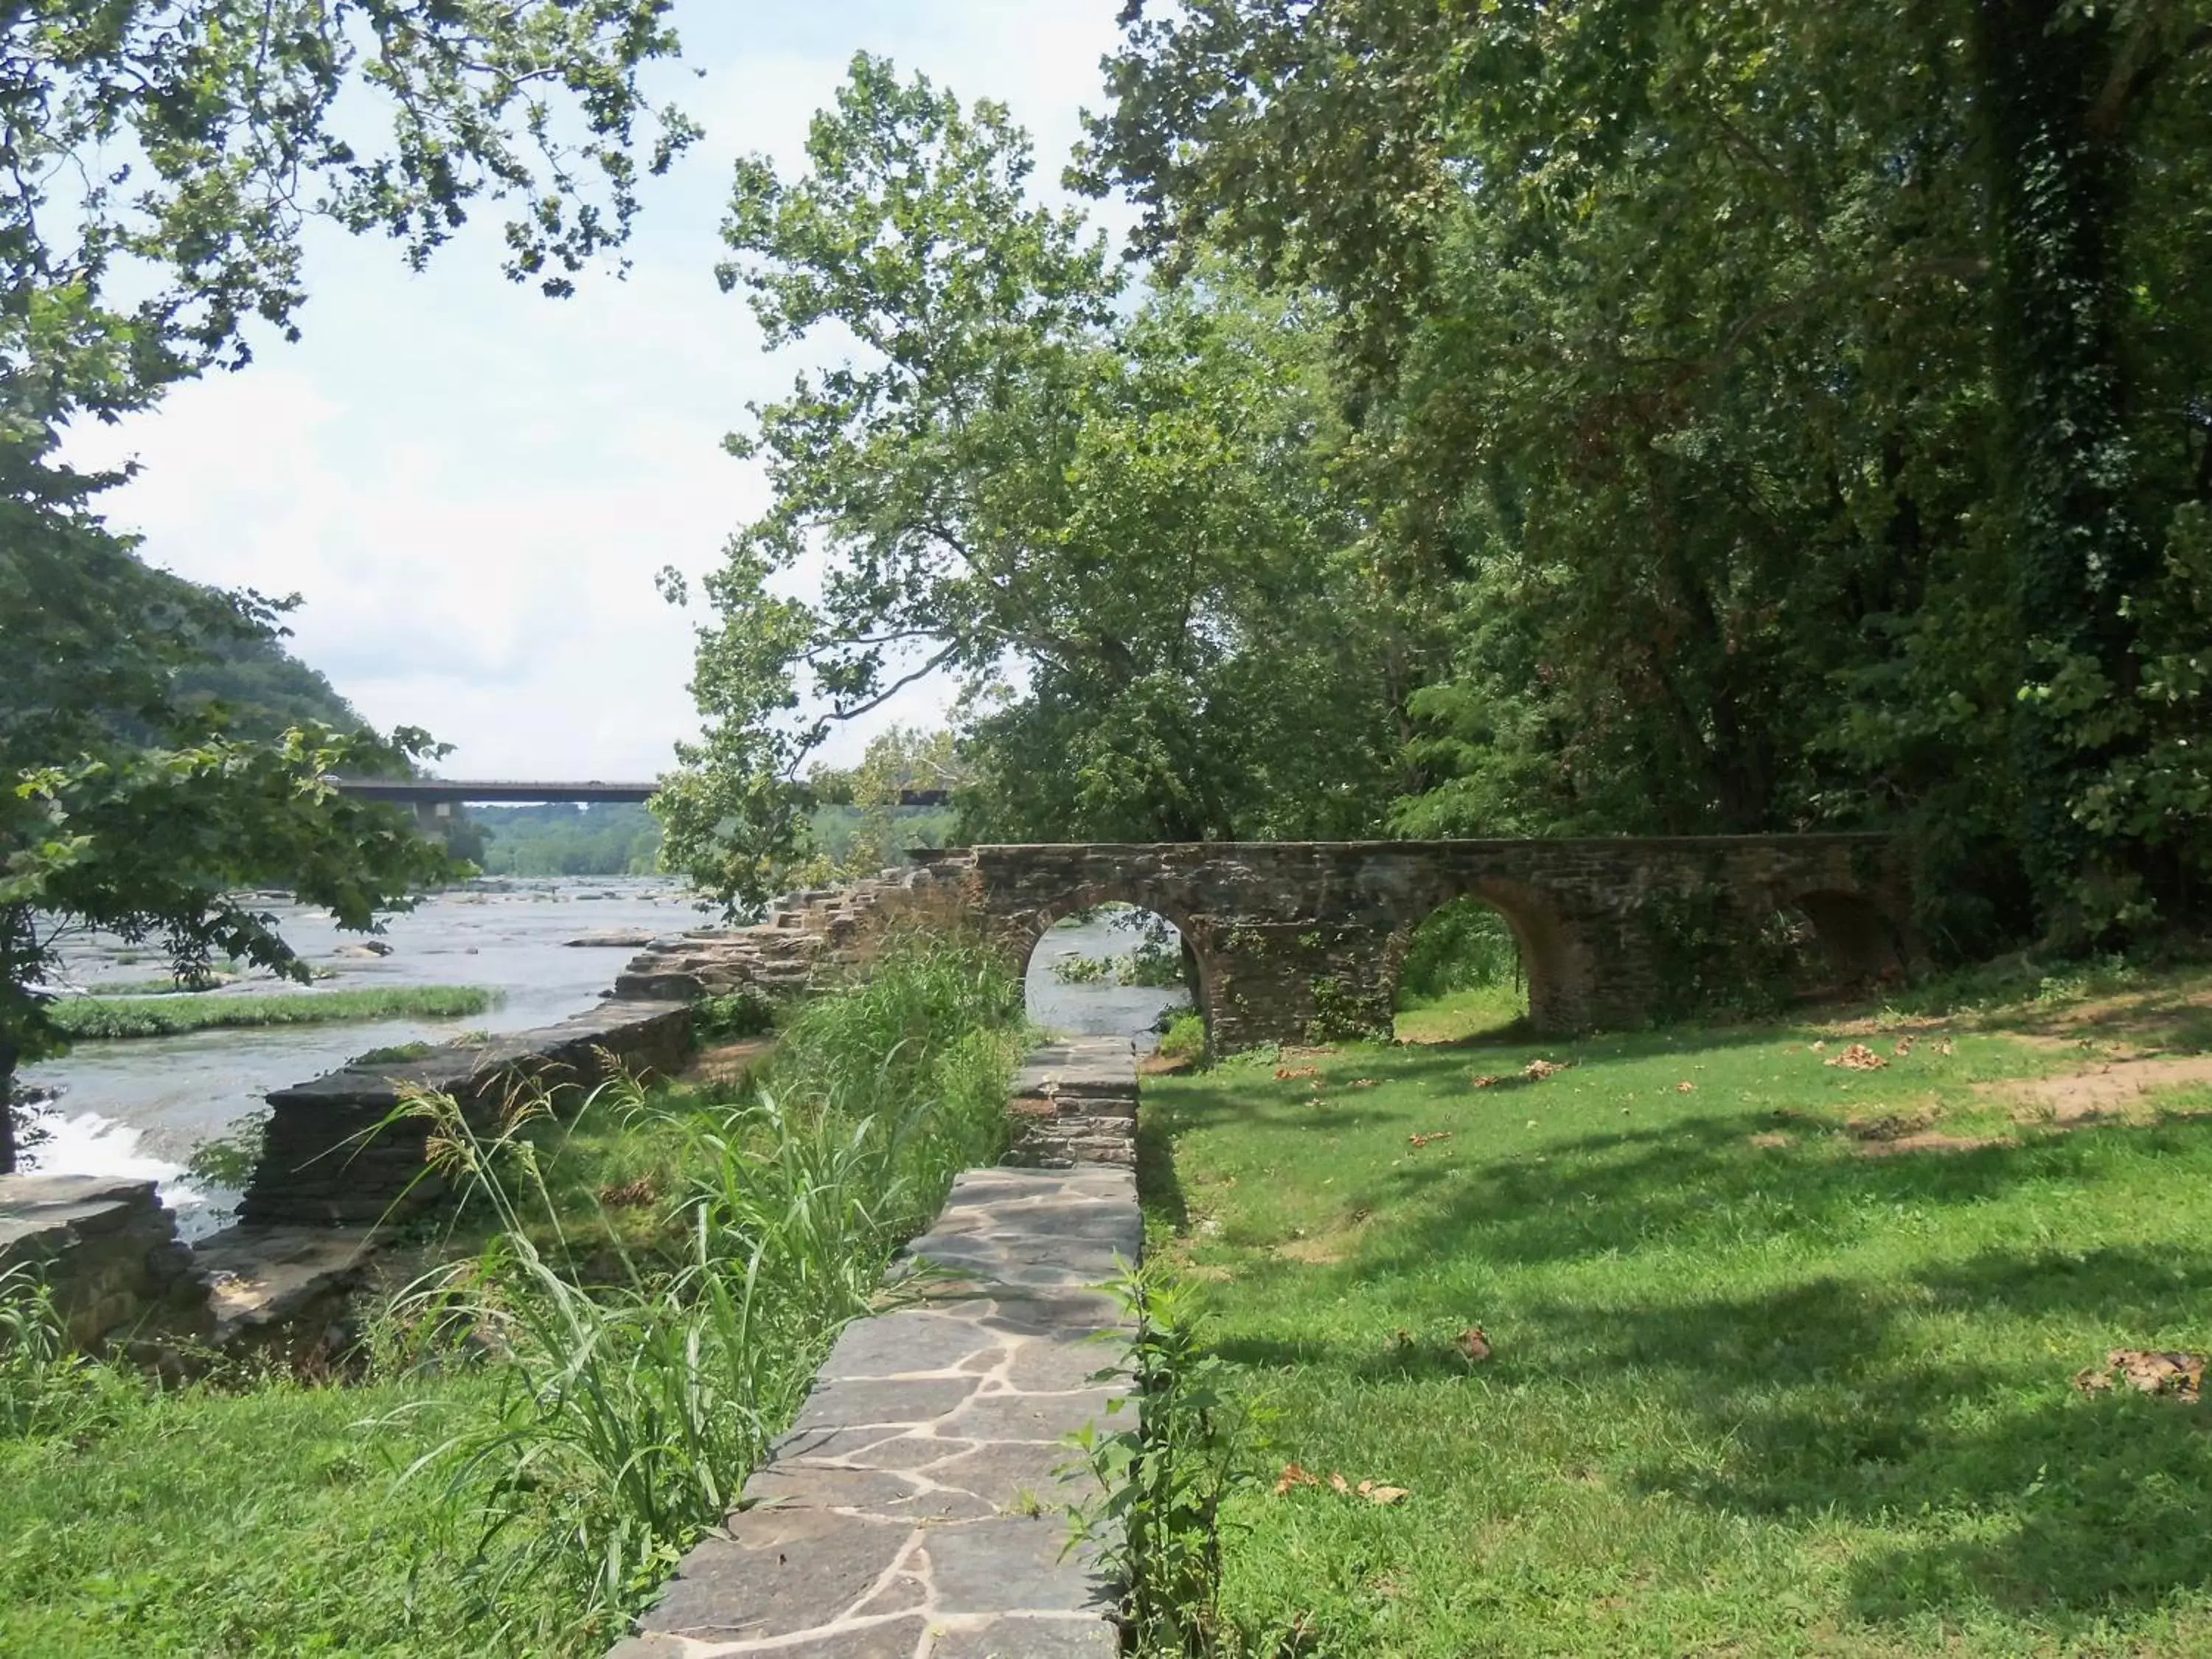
[
  {"left": 658, "top": 56, "right": 1432, "bottom": 912},
  {"left": 2, "top": 1, "right": 698, "bottom": 1172},
  {"left": 1087, "top": 0, "right": 2212, "bottom": 950}
]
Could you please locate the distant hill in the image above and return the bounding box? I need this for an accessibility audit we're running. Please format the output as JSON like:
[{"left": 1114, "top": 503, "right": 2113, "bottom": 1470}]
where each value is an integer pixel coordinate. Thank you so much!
[{"left": 173, "top": 625, "right": 375, "bottom": 745}]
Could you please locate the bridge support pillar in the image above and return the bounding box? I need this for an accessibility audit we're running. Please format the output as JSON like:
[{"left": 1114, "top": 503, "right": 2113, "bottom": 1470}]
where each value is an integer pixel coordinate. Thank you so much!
[
  {"left": 412, "top": 799, "right": 451, "bottom": 839},
  {"left": 1194, "top": 921, "right": 1400, "bottom": 1052}
]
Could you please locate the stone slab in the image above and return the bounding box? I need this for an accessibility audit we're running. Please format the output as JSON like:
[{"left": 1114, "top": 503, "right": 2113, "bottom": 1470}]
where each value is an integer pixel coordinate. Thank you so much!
[
  {"left": 1012, "top": 1038, "right": 1138, "bottom": 1102},
  {"left": 616, "top": 1056, "right": 1137, "bottom": 1657},
  {"left": 0, "top": 1175, "right": 159, "bottom": 1256},
  {"left": 192, "top": 1223, "right": 380, "bottom": 1344},
  {"left": 0, "top": 1174, "right": 211, "bottom": 1349}
]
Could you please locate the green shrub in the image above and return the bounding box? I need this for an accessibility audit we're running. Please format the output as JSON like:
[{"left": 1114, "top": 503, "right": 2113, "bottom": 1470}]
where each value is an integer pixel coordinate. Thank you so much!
[
  {"left": 1158, "top": 1012, "right": 1208, "bottom": 1062},
  {"left": 695, "top": 988, "right": 776, "bottom": 1042},
  {"left": 1051, "top": 953, "right": 1116, "bottom": 984},
  {"left": 1070, "top": 1266, "right": 1249, "bottom": 1655},
  {"left": 1397, "top": 897, "right": 1520, "bottom": 1005},
  {"left": 0, "top": 1266, "right": 131, "bottom": 1443},
  {"left": 185, "top": 1113, "right": 269, "bottom": 1189},
  {"left": 351, "top": 1040, "right": 438, "bottom": 1066}
]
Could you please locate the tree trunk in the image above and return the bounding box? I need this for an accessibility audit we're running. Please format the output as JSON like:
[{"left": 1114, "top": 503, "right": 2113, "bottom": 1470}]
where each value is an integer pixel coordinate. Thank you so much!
[
  {"left": 1973, "top": 0, "right": 2153, "bottom": 942},
  {"left": 1, "top": 1037, "right": 18, "bottom": 1177}
]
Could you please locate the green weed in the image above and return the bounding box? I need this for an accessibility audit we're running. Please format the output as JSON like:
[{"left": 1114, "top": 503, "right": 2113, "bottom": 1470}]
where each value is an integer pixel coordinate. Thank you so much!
[
  {"left": 1071, "top": 1265, "right": 1253, "bottom": 1656},
  {"left": 1160, "top": 1012, "right": 1210, "bottom": 1063},
  {"left": 375, "top": 933, "right": 1024, "bottom": 1633}
]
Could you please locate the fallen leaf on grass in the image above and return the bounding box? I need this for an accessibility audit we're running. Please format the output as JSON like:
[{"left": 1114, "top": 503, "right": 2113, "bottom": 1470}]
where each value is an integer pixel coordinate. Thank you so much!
[
  {"left": 1277, "top": 1464, "right": 1411, "bottom": 1504},
  {"left": 1350, "top": 1077, "right": 1377, "bottom": 1089},
  {"left": 1826, "top": 1043, "right": 1889, "bottom": 1071},
  {"left": 1472, "top": 1057, "right": 1573, "bottom": 1090},
  {"left": 1408, "top": 1130, "right": 1454, "bottom": 1149},
  {"left": 1676, "top": 1080, "right": 1696, "bottom": 1093},
  {"left": 1276, "top": 1065, "right": 1320, "bottom": 1081},
  {"left": 1456, "top": 1326, "right": 1493, "bottom": 1363},
  {"left": 2073, "top": 1349, "right": 2205, "bottom": 1402}
]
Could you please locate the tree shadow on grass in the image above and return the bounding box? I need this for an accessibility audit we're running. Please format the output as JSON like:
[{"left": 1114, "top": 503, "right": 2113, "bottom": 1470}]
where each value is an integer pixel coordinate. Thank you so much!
[
  {"left": 1349, "top": 1112, "right": 2112, "bottom": 1275},
  {"left": 1565, "top": 1260, "right": 2212, "bottom": 1626},
  {"left": 1212, "top": 1248, "right": 2212, "bottom": 1628},
  {"left": 1187, "top": 1095, "right": 2212, "bottom": 1635}
]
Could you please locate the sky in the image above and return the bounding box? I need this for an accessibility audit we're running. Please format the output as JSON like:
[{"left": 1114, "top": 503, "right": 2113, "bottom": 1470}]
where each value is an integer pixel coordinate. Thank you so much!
[{"left": 60, "top": 1, "right": 1133, "bottom": 783}]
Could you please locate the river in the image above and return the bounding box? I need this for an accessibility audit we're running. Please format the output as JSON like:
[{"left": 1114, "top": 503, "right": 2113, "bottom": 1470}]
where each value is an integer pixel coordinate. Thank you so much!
[
  {"left": 17, "top": 884, "right": 1186, "bottom": 1239},
  {"left": 19, "top": 878, "right": 711, "bottom": 1237}
]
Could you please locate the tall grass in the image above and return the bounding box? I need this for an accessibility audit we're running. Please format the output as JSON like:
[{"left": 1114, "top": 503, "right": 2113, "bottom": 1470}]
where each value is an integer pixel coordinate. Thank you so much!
[
  {"left": 378, "top": 933, "right": 1025, "bottom": 1645},
  {"left": 0, "top": 1265, "right": 124, "bottom": 1443}
]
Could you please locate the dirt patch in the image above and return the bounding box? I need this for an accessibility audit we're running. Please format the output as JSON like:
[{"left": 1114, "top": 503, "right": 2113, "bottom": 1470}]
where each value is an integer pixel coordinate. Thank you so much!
[
  {"left": 686, "top": 1038, "right": 774, "bottom": 1088},
  {"left": 1975, "top": 981, "right": 2212, "bottom": 1057},
  {"left": 1980, "top": 1054, "right": 2212, "bottom": 1121},
  {"left": 1747, "top": 1131, "right": 1795, "bottom": 1150},
  {"left": 1273, "top": 1211, "right": 1375, "bottom": 1265},
  {"left": 1821, "top": 1012, "right": 1955, "bottom": 1040},
  {"left": 1844, "top": 1107, "right": 1939, "bottom": 1142},
  {"left": 1858, "top": 1130, "right": 2007, "bottom": 1156},
  {"left": 1140, "top": 1053, "right": 1193, "bottom": 1077},
  {"left": 1275, "top": 1234, "right": 1354, "bottom": 1265}
]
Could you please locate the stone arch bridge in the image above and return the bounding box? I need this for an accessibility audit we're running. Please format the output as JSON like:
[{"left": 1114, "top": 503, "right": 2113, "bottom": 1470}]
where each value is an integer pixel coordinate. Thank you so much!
[{"left": 620, "top": 835, "right": 1914, "bottom": 1051}]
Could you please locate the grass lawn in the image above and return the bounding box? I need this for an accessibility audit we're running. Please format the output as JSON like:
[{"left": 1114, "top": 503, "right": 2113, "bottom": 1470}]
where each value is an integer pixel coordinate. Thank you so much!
[
  {"left": 1141, "top": 974, "right": 2212, "bottom": 1655},
  {"left": 48, "top": 985, "right": 498, "bottom": 1040},
  {"left": 0, "top": 1374, "right": 552, "bottom": 1657}
]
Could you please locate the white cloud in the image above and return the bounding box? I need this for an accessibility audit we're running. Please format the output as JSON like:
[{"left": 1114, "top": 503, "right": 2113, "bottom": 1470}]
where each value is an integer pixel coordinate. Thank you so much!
[{"left": 55, "top": 0, "right": 1130, "bottom": 782}]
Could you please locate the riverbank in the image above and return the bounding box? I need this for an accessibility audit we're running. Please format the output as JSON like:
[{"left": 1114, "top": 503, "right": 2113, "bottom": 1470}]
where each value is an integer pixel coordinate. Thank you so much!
[
  {"left": 1137, "top": 970, "right": 2212, "bottom": 1654},
  {"left": 0, "top": 937, "right": 1028, "bottom": 1658},
  {"left": 17, "top": 878, "right": 706, "bottom": 1228}
]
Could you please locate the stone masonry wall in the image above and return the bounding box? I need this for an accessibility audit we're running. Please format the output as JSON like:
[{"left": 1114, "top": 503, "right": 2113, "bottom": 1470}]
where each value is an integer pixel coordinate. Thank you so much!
[
  {"left": 956, "top": 834, "right": 1913, "bottom": 1050},
  {"left": 613, "top": 835, "right": 1913, "bottom": 1057},
  {"left": 238, "top": 998, "right": 694, "bottom": 1228},
  {"left": 0, "top": 1175, "right": 213, "bottom": 1352}
]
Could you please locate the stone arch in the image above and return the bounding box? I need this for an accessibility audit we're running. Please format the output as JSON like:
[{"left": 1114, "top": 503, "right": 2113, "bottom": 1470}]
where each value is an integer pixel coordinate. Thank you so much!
[
  {"left": 1387, "top": 876, "right": 1585, "bottom": 1034},
  {"left": 1007, "top": 886, "right": 1219, "bottom": 1051},
  {"left": 1781, "top": 887, "right": 1913, "bottom": 984}
]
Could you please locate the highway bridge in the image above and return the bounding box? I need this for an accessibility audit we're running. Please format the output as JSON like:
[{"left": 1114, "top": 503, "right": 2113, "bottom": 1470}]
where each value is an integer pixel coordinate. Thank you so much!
[
  {"left": 327, "top": 778, "right": 952, "bottom": 831},
  {"left": 329, "top": 778, "right": 658, "bottom": 806}
]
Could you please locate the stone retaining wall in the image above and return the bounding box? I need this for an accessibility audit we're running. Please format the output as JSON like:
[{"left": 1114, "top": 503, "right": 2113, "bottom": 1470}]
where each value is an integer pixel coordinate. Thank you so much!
[
  {"left": 1006, "top": 1040, "right": 1140, "bottom": 1169},
  {"left": 614, "top": 1038, "right": 1142, "bottom": 1658},
  {"left": 238, "top": 998, "right": 693, "bottom": 1227},
  {"left": 0, "top": 1175, "right": 212, "bottom": 1351}
]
